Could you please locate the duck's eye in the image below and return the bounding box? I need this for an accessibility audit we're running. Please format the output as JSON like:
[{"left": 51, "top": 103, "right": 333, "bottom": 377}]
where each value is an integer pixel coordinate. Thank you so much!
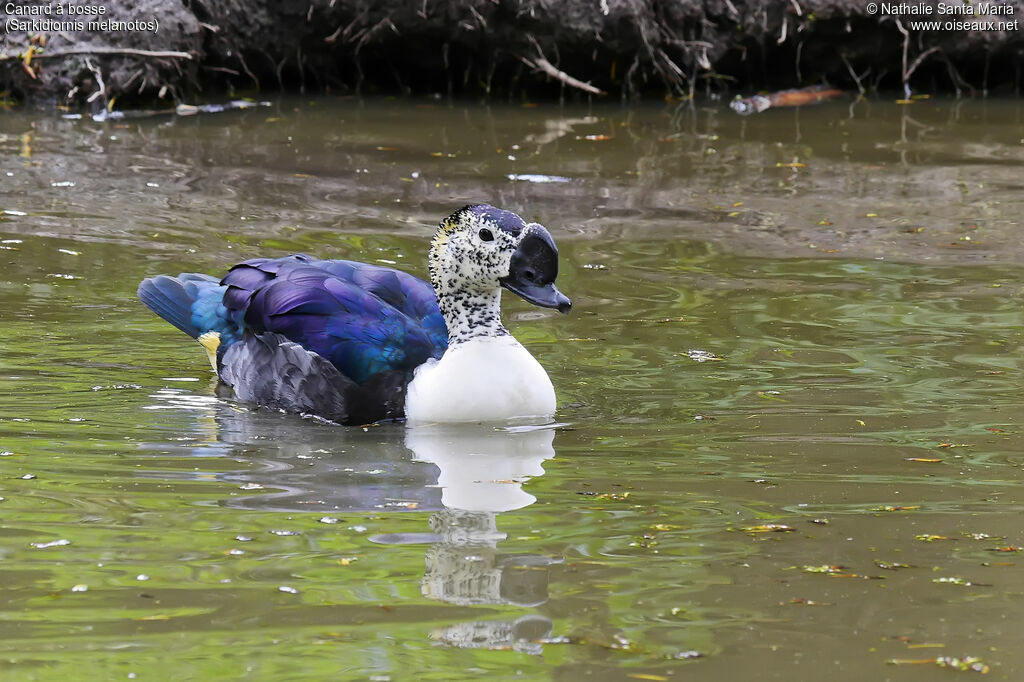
[{"left": 478, "top": 228, "right": 494, "bottom": 242}]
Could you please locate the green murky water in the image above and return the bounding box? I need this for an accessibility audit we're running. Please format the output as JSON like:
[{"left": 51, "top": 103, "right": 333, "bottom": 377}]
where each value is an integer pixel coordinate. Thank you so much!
[{"left": 1, "top": 98, "right": 1023, "bottom": 680}]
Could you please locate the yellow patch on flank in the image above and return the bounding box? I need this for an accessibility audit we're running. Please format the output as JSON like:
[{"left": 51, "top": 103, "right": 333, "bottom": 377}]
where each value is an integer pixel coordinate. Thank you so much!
[{"left": 197, "top": 331, "right": 221, "bottom": 372}]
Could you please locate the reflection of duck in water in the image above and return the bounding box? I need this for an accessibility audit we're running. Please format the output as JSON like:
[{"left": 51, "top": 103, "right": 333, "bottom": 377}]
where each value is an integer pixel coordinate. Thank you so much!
[
  {"left": 405, "top": 425, "right": 561, "bottom": 652},
  {"left": 147, "top": 392, "right": 563, "bottom": 652},
  {"left": 138, "top": 205, "right": 570, "bottom": 425}
]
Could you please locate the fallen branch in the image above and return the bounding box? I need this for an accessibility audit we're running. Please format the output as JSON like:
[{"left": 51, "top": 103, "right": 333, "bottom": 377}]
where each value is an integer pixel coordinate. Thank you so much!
[
  {"left": 519, "top": 36, "right": 605, "bottom": 95},
  {"left": 0, "top": 46, "right": 193, "bottom": 62},
  {"left": 519, "top": 55, "right": 605, "bottom": 95}
]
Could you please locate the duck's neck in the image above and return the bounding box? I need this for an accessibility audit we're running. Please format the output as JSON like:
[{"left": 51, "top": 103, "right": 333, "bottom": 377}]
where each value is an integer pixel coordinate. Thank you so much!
[{"left": 436, "top": 286, "right": 510, "bottom": 346}]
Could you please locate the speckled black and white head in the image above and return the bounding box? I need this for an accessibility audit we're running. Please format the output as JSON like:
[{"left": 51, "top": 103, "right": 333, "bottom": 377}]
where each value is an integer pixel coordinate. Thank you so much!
[{"left": 429, "top": 204, "right": 570, "bottom": 344}]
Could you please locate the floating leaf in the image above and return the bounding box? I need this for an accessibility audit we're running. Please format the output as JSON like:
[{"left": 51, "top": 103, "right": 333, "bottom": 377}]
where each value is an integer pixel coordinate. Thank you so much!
[
  {"left": 742, "top": 524, "right": 794, "bottom": 534},
  {"left": 578, "top": 491, "right": 630, "bottom": 501},
  {"left": 936, "top": 656, "right": 990, "bottom": 673},
  {"left": 875, "top": 560, "right": 913, "bottom": 570},
  {"left": 802, "top": 564, "right": 846, "bottom": 574}
]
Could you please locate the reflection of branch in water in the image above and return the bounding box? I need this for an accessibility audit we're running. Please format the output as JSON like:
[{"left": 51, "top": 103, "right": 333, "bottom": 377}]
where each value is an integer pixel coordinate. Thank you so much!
[{"left": 523, "top": 115, "right": 599, "bottom": 146}]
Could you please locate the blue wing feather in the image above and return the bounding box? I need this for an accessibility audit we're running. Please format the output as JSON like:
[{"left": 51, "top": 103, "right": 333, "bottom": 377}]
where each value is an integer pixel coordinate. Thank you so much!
[
  {"left": 219, "top": 256, "right": 448, "bottom": 385},
  {"left": 141, "top": 254, "right": 447, "bottom": 389}
]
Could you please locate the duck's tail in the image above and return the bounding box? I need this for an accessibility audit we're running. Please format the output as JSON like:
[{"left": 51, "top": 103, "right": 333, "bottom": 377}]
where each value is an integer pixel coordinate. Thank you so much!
[{"left": 137, "top": 273, "right": 224, "bottom": 339}]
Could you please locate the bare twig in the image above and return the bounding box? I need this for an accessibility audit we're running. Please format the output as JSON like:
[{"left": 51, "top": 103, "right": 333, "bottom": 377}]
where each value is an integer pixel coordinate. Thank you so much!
[
  {"left": 235, "top": 49, "right": 260, "bottom": 89},
  {"left": 893, "top": 18, "right": 938, "bottom": 98},
  {"left": 905, "top": 46, "right": 940, "bottom": 87},
  {"left": 941, "top": 52, "right": 974, "bottom": 98},
  {"left": 839, "top": 53, "right": 867, "bottom": 95},
  {"left": 527, "top": 56, "right": 605, "bottom": 95},
  {"left": 795, "top": 41, "right": 803, "bottom": 83},
  {"left": 83, "top": 57, "right": 105, "bottom": 105},
  {"left": 1, "top": 47, "right": 192, "bottom": 61},
  {"left": 519, "top": 36, "right": 605, "bottom": 95}
]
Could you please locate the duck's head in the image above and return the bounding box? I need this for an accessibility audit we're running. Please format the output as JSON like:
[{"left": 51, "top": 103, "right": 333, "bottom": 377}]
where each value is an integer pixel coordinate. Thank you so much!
[{"left": 429, "top": 204, "right": 571, "bottom": 313}]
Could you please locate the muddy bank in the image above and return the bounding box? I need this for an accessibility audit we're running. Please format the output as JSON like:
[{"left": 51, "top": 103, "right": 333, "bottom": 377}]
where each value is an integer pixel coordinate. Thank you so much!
[{"left": 2, "top": 0, "right": 1022, "bottom": 107}]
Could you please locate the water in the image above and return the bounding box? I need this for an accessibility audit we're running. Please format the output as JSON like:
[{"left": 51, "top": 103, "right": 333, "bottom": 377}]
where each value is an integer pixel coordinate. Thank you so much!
[{"left": 1, "top": 97, "right": 1023, "bottom": 680}]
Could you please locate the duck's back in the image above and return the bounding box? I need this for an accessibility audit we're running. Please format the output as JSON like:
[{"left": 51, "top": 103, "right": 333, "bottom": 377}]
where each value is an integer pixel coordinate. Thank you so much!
[
  {"left": 222, "top": 255, "right": 447, "bottom": 383},
  {"left": 139, "top": 254, "right": 449, "bottom": 423}
]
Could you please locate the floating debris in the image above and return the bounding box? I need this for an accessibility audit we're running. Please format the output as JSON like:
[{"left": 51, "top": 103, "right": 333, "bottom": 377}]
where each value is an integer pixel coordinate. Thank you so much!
[
  {"left": 507, "top": 173, "right": 571, "bottom": 183},
  {"left": 71, "top": 584, "right": 88, "bottom": 592},
  {"left": 31, "top": 539, "right": 70, "bottom": 549},
  {"left": 875, "top": 560, "right": 914, "bottom": 570},
  {"left": 278, "top": 585, "right": 299, "bottom": 594},
  {"left": 91, "top": 384, "right": 143, "bottom": 391},
  {"left": 731, "top": 85, "right": 844, "bottom": 115},
  {"left": 684, "top": 349, "right": 719, "bottom": 363},
  {"left": 787, "top": 597, "right": 832, "bottom": 606},
  {"left": 742, "top": 523, "right": 794, "bottom": 534},
  {"left": 64, "top": 100, "right": 270, "bottom": 123},
  {"left": 802, "top": 564, "right": 846, "bottom": 574},
  {"left": 933, "top": 577, "right": 989, "bottom": 587},
  {"left": 577, "top": 491, "right": 630, "bottom": 501},
  {"left": 318, "top": 517, "right": 340, "bottom": 524},
  {"left": 872, "top": 505, "right": 920, "bottom": 512},
  {"left": 673, "top": 650, "right": 703, "bottom": 660},
  {"left": 888, "top": 655, "right": 989, "bottom": 674},
  {"left": 269, "top": 529, "right": 300, "bottom": 536}
]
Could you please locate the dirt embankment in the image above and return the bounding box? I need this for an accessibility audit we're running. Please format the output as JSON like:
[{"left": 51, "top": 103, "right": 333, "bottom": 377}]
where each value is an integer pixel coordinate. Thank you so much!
[{"left": 2, "top": 0, "right": 1022, "bottom": 107}]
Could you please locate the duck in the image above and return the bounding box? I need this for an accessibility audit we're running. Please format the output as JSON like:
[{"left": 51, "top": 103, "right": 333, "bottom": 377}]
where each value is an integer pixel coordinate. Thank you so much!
[{"left": 137, "top": 204, "right": 571, "bottom": 425}]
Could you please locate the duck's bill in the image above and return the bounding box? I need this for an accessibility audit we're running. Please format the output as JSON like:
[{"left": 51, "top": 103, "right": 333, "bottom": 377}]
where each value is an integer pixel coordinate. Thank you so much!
[
  {"left": 500, "top": 227, "right": 572, "bottom": 314},
  {"left": 502, "top": 278, "right": 572, "bottom": 313}
]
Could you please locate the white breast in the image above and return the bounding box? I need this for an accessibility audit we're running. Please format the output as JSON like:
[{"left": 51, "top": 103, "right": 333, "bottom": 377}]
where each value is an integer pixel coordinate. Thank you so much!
[{"left": 405, "top": 336, "right": 556, "bottom": 424}]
